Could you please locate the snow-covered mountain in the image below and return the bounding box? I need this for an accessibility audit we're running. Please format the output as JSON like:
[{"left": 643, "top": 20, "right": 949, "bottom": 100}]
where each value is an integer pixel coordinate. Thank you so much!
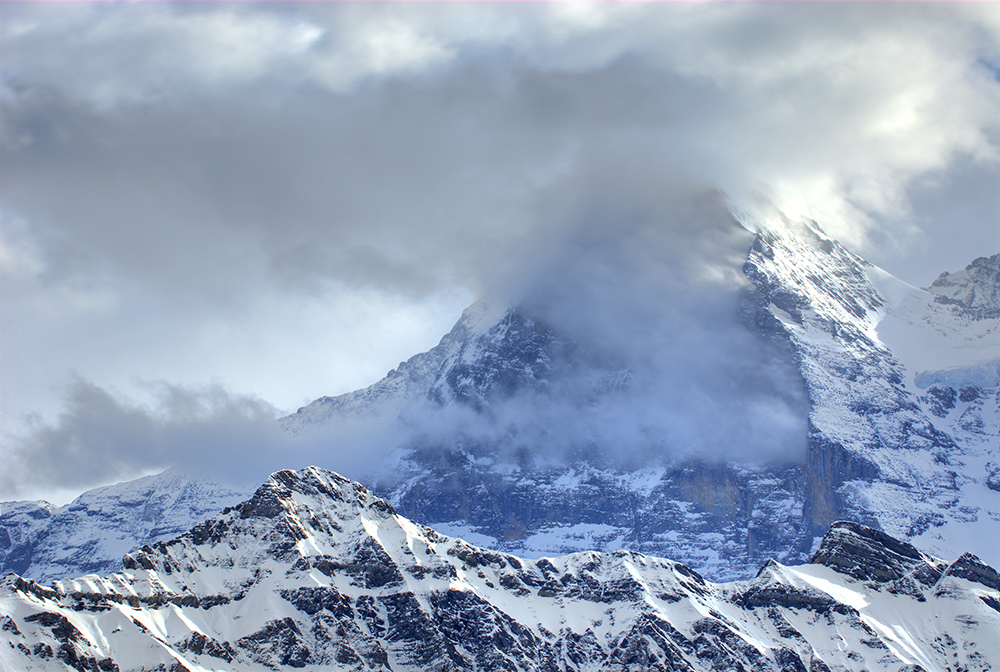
[
  {"left": 736, "top": 217, "right": 998, "bottom": 567},
  {"left": 3, "top": 205, "right": 996, "bottom": 584},
  {"left": 3, "top": 467, "right": 998, "bottom": 672},
  {"left": 0, "top": 471, "right": 252, "bottom": 584},
  {"left": 280, "top": 210, "right": 999, "bottom": 579}
]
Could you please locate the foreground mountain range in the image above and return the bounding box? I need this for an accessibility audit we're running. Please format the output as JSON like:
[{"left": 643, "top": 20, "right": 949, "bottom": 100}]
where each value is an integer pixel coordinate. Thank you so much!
[
  {"left": 2, "top": 205, "right": 997, "bottom": 586},
  {"left": 3, "top": 466, "right": 999, "bottom": 672}
]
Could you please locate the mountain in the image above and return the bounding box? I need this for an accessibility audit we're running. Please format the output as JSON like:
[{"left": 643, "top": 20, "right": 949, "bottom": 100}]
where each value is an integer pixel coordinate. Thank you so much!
[
  {"left": 3, "top": 206, "right": 996, "bottom": 584},
  {"left": 734, "top": 220, "right": 998, "bottom": 567},
  {"left": 0, "top": 471, "right": 252, "bottom": 584},
  {"left": 3, "top": 467, "right": 997, "bottom": 672},
  {"left": 281, "top": 210, "right": 999, "bottom": 579}
]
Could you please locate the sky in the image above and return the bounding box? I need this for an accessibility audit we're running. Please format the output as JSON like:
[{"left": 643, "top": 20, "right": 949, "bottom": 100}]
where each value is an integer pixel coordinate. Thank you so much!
[{"left": 1, "top": 3, "right": 998, "bottom": 505}]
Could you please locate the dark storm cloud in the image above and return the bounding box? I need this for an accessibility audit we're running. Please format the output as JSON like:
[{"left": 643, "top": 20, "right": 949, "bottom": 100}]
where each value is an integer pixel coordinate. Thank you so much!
[{"left": 1, "top": 3, "right": 997, "bottom": 495}]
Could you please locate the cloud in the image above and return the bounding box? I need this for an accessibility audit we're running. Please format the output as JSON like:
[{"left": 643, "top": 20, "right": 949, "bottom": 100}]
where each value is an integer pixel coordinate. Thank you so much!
[
  {"left": 388, "top": 191, "right": 811, "bottom": 472},
  {"left": 0, "top": 378, "right": 411, "bottom": 499},
  {"left": 1, "top": 379, "right": 278, "bottom": 495},
  {"left": 2, "top": 192, "right": 811, "bottom": 499},
  {"left": 3, "top": 3, "right": 995, "bottom": 299},
  {"left": 0, "top": 3, "right": 997, "bottom": 496},
  {"left": 1, "top": 5, "right": 325, "bottom": 107}
]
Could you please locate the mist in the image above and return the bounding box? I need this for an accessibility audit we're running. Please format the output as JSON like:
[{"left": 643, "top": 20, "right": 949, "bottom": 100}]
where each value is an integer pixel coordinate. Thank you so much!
[
  {"left": 1, "top": 191, "right": 810, "bottom": 500},
  {"left": 0, "top": 378, "right": 412, "bottom": 500},
  {"left": 378, "top": 189, "right": 810, "bottom": 475}
]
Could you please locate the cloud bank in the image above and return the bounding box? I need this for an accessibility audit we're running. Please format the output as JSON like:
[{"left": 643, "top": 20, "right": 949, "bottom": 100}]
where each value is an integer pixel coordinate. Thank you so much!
[
  {"left": 1, "top": 378, "right": 412, "bottom": 498},
  {"left": 1, "top": 3, "right": 997, "bottom": 497},
  {"left": 0, "top": 192, "right": 809, "bottom": 497}
]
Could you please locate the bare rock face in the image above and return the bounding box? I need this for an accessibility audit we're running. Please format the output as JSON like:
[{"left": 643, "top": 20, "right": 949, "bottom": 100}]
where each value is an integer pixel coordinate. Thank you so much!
[
  {"left": 2, "top": 468, "right": 998, "bottom": 672},
  {"left": 809, "top": 521, "right": 946, "bottom": 588}
]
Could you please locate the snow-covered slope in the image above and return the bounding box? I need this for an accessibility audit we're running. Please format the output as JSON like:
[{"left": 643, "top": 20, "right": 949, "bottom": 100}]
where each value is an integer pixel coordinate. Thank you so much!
[
  {"left": 868, "top": 253, "right": 998, "bottom": 393},
  {"left": 0, "top": 470, "right": 253, "bottom": 583},
  {"left": 865, "top": 253, "right": 1000, "bottom": 560},
  {"left": 739, "top": 216, "right": 999, "bottom": 566},
  {"left": 2, "top": 467, "right": 997, "bottom": 672}
]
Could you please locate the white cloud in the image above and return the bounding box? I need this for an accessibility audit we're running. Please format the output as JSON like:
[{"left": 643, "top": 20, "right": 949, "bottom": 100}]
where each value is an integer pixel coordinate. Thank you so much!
[
  {"left": 4, "top": 3, "right": 996, "bottom": 291},
  {"left": 2, "top": 6, "right": 326, "bottom": 107}
]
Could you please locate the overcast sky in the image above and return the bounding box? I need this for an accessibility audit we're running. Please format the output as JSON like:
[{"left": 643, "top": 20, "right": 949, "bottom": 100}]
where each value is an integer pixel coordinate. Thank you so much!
[{"left": 1, "top": 3, "right": 998, "bottom": 504}]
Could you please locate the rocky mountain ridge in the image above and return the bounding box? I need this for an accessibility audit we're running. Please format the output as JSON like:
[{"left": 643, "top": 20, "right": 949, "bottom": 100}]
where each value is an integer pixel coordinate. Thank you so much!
[
  {"left": 2, "top": 467, "right": 998, "bottom": 672},
  {"left": 928, "top": 253, "right": 1000, "bottom": 319}
]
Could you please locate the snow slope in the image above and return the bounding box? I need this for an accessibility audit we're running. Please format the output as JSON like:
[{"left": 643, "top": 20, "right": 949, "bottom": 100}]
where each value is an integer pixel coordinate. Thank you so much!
[
  {"left": 2, "top": 467, "right": 997, "bottom": 672},
  {"left": 740, "top": 215, "right": 998, "bottom": 566},
  {"left": 0, "top": 470, "right": 253, "bottom": 583}
]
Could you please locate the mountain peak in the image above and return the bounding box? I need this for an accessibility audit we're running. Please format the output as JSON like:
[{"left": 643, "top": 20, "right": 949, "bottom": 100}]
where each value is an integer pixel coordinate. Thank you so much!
[
  {"left": 120, "top": 466, "right": 406, "bottom": 586},
  {"left": 929, "top": 252, "right": 1000, "bottom": 318},
  {"left": 810, "top": 521, "right": 944, "bottom": 585},
  {"left": 238, "top": 466, "right": 385, "bottom": 520}
]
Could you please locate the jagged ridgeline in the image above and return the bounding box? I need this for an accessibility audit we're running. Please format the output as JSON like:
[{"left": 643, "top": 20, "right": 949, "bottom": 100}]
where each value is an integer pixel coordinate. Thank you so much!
[
  {"left": 3, "top": 468, "right": 998, "bottom": 672},
  {"left": 3, "top": 208, "right": 998, "bottom": 586}
]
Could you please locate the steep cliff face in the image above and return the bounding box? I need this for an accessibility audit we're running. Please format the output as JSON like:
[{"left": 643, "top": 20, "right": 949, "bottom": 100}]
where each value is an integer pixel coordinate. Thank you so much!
[{"left": 3, "top": 468, "right": 997, "bottom": 672}]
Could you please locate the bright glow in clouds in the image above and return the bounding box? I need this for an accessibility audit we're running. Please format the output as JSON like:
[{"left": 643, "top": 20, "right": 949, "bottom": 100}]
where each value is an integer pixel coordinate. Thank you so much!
[{"left": 0, "top": 3, "right": 997, "bottom": 500}]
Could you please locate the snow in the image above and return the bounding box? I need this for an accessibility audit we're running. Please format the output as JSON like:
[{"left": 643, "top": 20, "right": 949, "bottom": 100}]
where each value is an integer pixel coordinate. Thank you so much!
[
  {"left": 429, "top": 522, "right": 499, "bottom": 548},
  {"left": 1, "top": 469, "right": 254, "bottom": 583},
  {"left": 877, "top": 289, "right": 999, "bottom": 387},
  {"left": 776, "top": 564, "right": 870, "bottom": 610},
  {"left": 735, "top": 210, "right": 1000, "bottom": 573},
  {"left": 864, "top": 263, "right": 920, "bottom": 314},
  {"left": 511, "top": 523, "right": 630, "bottom": 557},
  {"left": 3, "top": 467, "right": 1000, "bottom": 671}
]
